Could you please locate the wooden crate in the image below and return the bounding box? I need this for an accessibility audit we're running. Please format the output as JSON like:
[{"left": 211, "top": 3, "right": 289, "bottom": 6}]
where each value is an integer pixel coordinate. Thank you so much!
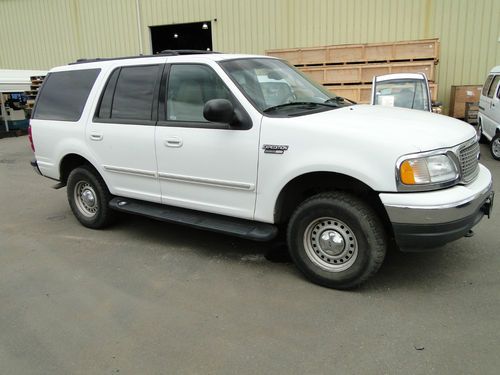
[
  {"left": 465, "top": 102, "right": 479, "bottom": 124},
  {"left": 266, "top": 39, "right": 439, "bottom": 65},
  {"left": 301, "top": 61, "right": 436, "bottom": 85},
  {"left": 327, "top": 83, "right": 438, "bottom": 104},
  {"left": 449, "top": 85, "right": 482, "bottom": 118},
  {"left": 271, "top": 47, "right": 327, "bottom": 65}
]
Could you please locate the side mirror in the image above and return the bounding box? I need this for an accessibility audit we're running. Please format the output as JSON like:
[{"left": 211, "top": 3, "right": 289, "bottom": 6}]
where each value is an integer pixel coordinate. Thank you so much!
[{"left": 203, "top": 99, "right": 235, "bottom": 124}]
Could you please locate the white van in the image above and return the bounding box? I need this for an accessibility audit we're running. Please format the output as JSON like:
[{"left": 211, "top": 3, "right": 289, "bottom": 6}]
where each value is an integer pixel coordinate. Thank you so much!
[{"left": 478, "top": 65, "right": 500, "bottom": 160}]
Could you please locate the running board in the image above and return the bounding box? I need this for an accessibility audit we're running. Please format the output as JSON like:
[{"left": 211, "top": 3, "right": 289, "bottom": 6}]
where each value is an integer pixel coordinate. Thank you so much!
[{"left": 109, "top": 197, "right": 278, "bottom": 242}]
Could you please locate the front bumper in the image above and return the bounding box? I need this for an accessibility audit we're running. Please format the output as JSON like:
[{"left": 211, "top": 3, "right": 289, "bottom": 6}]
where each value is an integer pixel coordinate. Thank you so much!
[{"left": 381, "top": 164, "right": 494, "bottom": 250}]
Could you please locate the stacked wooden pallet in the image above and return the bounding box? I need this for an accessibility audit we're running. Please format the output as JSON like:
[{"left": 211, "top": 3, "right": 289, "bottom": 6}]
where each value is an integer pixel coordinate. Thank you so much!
[
  {"left": 25, "top": 75, "right": 45, "bottom": 111},
  {"left": 266, "top": 39, "right": 439, "bottom": 103}
]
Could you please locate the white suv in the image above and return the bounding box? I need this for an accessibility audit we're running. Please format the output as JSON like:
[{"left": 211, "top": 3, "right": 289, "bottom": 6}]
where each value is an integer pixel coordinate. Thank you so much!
[{"left": 29, "top": 51, "right": 494, "bottom": 289}]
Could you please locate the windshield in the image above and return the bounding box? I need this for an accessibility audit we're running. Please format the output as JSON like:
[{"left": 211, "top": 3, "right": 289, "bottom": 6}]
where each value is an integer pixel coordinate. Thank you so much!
[
  {"left": 373, "top": 79, "right": 430, "bottom": 111},
  {"left": 220, "top": 58, "right": 347, "bottom": 113}
]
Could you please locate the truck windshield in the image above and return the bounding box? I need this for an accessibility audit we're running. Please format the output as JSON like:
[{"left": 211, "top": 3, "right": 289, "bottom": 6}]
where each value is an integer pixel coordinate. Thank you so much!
[{"left": 220, "top": 58, "right": 349, "bottom": 113}]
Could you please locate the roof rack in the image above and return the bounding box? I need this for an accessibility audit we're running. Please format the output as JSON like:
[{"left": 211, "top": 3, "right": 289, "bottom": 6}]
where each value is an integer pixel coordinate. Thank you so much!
[
  {"left": 70, "top": 50, "right": 220, "bottom": 65},
  {"left": 160, "top": 49, "right": 218, "bottom": 55}
]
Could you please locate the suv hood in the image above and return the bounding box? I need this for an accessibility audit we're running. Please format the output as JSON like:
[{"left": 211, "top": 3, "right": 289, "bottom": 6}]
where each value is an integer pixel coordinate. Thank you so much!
[{"left": 307, "top": 104, "right": 476, "bottom": 152}]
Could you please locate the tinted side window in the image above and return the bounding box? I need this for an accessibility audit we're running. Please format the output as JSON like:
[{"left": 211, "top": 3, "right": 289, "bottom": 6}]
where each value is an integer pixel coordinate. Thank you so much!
[
  {"left": 33, "top": 69, "right": 100, "bottom": 121},
  {"left": 482, "top": 75, "right": 494, "bottom": 96},
  {"left": 166, "top": 64, "right": 232, "bottom": 122},
  {"left": 111, "top": 65, "right": 160, "bottom": 121},
  {"left": 487, "top": 75, "right": 500, "bottom": 98}
]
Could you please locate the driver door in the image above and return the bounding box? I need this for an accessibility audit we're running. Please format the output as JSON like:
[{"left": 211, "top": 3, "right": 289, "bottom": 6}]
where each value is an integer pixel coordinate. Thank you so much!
[{"left": 154, "top": 63, "right": 261, "bottom": 220}]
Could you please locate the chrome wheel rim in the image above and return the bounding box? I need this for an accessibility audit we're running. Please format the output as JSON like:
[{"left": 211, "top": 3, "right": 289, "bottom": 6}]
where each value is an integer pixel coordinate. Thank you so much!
[
  {"left": 303, "top": 217, "right": 358, "bottom": 272},
  {"left": 492, "top": 138, "right": 500, "bottom": 157},
  {"left": 74, "top": 181, "right": 98, "bottom": 217}
]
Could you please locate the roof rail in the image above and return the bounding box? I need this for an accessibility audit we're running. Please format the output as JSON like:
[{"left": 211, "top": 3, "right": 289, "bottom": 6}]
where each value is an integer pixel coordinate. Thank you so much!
[
  {"left": 160, "top": 49, "right": 219, "bottom": 55},
  {"left": 70, "top": 50, "right": 220, "bottom": 65}
]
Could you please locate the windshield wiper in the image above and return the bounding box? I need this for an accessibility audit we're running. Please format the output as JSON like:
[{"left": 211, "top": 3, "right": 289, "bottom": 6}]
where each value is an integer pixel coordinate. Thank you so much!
[
  {"left": 263, "top": 101, "right": 337, "bottom": 113},
  {"left": 325, "top": 96, "right": 357, "bottom": 105}
]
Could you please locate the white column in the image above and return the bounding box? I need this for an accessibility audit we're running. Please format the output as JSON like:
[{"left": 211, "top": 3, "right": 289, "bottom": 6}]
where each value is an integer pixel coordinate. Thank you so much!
[
  {"left": 0, "top": 92, "right": 9, "bottom": 132},
  {"left": 136, "top": 0, "right": 144, "bottom": 55}
]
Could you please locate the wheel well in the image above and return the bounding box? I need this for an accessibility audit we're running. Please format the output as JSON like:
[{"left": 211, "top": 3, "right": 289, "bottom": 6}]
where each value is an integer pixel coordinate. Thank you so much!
[
  {"left": 274, "top": 172, "right": 392, "bottom": 233},
  {"left": 59, "top": 154, "right": 94, "bottom": 184}
]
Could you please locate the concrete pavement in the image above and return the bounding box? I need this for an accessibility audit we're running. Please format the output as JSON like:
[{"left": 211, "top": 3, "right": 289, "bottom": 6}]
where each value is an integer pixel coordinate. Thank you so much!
[{"left": 1, "top": 135, "right": 499, "bottom": 374}]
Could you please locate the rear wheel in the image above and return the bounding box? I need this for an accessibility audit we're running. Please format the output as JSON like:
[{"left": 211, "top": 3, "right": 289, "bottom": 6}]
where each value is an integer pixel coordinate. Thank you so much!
[
  {"left": 490, "top": 134, "right": 500, "bottom": 160},
  {"left": 67, "top": 166, "right": 115, "bottom": 228},
  {"left": 287, "top": 192, "right": 387, "bottom": 289},
  {"left": 477, "top": 121, "right": 487, "bottom": 144}
]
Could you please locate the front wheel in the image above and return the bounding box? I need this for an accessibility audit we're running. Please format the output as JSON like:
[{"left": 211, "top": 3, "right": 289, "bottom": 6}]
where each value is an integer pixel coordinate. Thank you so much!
[
  {"left": 287, "top": 192, "right": 387, "bottom": 289},
  {"left": 490, "top": 134, "right": 500, "bottom": 160}
]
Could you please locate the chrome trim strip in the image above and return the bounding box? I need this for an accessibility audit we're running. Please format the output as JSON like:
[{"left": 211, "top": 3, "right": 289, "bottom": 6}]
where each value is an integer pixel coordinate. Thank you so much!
[
  {"left": 385, "top": 181, "right": 492, "bottom": 210},
  {"left": 103, "top": 165, "right": 157, "bottom": 178},
  {"left": 158, "top": 172, "right": 254, "bottom": 190}
]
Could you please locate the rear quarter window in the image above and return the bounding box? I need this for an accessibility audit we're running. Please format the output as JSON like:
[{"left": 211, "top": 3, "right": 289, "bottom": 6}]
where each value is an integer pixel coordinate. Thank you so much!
[{"left": 33, "top": 68, "right": 100, "bottom": 122}]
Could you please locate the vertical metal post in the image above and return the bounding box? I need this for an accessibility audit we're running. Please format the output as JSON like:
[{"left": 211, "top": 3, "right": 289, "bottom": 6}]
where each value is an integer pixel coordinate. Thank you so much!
[
  {"left": 0, "top": 91, "right": 9, "bottom": 132},
  {"left": 135, "top": 0, "right": 144, "bottom": 55}
]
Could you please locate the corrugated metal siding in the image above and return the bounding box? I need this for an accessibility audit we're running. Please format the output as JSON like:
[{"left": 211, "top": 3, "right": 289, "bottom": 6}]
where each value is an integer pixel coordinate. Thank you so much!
[{"left": 0, "top": 0, "right": 499, "bottom": 111}]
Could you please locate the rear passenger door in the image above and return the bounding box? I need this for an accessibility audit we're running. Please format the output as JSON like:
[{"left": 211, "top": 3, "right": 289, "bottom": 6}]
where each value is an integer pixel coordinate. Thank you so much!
[
  {"left": 88, "top": 63, "right": 163, "bottom": 203},
  {"left": 154, "top": 63, "right": 260, "bottom": 220}
]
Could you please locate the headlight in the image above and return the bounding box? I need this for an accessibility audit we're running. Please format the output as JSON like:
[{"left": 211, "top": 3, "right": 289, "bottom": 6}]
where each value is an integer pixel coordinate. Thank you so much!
[{"left": 398, "top": 154, "right": 459, "bottom": 189}]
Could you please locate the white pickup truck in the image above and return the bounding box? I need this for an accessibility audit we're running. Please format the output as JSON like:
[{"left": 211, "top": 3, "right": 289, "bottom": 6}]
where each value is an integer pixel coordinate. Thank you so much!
[{"left": 29, "top": 51, "right": 494, "bottom": 289}]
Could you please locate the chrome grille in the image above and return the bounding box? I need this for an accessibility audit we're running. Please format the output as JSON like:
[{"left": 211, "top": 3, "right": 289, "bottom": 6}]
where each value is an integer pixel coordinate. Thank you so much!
[{"left": 458, "top": 140, "right": 480, "bottom": 183}]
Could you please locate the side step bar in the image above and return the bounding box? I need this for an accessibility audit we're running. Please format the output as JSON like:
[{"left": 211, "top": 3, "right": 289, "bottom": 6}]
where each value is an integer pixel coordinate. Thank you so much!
[{"left": 109, "top": 197, "right": 278, "bottom": 242}]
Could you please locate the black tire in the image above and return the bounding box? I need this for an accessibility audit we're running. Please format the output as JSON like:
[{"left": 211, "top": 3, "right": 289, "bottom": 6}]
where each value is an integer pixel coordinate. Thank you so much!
[
  {"left": 477, "top": 120, "right": 487, "bottom": 144},
  {"left": 67, "top": 165, "right": 115, "bottom": 229},
  {"left": 287, "top": 192, "right": 387, "bottom": 289},
  {"left": 490, "top": 134, "right": 500, "bottom": 161}
]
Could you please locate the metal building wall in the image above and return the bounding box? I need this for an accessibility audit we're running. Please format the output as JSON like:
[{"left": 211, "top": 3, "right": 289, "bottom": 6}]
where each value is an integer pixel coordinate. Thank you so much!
[{"left": 0, "top": 0, "right": 499, "bottom": 111}]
